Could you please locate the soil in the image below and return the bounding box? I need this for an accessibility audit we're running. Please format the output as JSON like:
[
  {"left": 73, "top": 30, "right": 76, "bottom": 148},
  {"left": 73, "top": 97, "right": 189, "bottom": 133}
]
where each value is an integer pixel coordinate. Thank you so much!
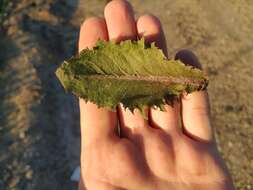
[{"left": 0, "top": 0, "right": 252, "bottom": 190}]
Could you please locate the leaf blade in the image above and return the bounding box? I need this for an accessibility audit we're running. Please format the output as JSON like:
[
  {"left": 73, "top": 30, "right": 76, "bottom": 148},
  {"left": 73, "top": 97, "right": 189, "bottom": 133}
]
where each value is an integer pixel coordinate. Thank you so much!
[{"left": 56, "top": 39, "right": 208, "bottom": 114}]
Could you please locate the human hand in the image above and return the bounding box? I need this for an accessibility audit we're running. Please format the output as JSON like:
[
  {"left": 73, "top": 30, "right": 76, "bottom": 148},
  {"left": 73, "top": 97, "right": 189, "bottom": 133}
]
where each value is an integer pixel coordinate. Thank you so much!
[{"left": 78, "top": 0, "right": 234, "bottom": 189}]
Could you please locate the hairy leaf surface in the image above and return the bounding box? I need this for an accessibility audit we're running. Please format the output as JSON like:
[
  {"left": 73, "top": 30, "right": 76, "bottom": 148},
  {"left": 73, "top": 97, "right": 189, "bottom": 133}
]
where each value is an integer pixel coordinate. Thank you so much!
[{"left": 56, "top": 39, "right": 208, "bottom": 114}]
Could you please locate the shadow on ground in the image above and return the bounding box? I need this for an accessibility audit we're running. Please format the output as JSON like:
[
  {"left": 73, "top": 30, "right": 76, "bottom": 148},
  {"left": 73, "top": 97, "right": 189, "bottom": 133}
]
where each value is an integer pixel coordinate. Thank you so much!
[{"left": 0, "top": 0, "right": 81, "bottom": 189}]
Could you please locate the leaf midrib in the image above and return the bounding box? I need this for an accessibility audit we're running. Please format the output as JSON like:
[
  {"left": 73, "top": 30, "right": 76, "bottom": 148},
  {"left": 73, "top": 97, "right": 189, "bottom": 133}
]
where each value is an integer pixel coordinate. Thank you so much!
[{"left": 76, "top": 74, "right": 206, "bottom": 86}]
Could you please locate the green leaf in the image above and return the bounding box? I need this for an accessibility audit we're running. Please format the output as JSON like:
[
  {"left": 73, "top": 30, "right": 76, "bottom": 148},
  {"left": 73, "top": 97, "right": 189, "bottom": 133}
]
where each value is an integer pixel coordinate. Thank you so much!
[{"left": 56, "top": 39, "right": 208, "bottom": 115}]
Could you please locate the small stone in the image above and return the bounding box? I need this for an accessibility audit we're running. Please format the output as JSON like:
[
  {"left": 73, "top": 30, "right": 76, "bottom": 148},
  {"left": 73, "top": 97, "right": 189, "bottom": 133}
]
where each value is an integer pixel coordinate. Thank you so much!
[
  {"left": 9, "top": 177, "right": 20, "bottom": 188},
  {"left": 225, "top": 105, "right": 234, "bottom": 112},
  {"left": 25, "top": 170, "right": 33, "bottom": 180},
  {"left": 19, "top": 132, "right": 25, "bottom": 139}
]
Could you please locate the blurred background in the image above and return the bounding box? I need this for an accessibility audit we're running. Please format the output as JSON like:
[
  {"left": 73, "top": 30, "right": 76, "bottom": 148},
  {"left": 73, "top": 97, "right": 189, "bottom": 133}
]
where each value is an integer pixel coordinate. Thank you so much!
[{"left": 0, "top": 0, "right": 252, "bottom": 189}]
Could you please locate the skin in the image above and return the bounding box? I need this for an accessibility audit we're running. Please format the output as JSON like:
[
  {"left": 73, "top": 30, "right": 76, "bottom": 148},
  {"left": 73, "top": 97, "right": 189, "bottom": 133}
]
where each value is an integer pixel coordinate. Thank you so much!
[{"left": 78, "top": 0, "right": 235, "bottom": 189}]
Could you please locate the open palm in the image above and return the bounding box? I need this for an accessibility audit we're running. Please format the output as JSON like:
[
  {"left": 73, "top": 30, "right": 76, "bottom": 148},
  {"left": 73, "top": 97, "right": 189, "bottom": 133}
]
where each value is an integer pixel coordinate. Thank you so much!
[{"left": 78, "top": 1, "right": 234, "bottom": 190}]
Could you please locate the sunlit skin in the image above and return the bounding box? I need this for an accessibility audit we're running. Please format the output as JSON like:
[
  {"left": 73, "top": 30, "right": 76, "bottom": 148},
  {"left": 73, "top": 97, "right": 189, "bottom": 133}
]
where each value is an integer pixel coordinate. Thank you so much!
[{"left": 78, "top": 0, "right": 235, "bottom": 189}]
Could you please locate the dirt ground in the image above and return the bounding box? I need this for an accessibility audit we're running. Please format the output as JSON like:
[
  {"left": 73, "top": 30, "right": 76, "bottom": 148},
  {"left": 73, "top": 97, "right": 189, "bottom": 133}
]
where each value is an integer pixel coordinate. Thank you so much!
[{"left": 0, "top": 0, "right": 252, "bottom": 190}]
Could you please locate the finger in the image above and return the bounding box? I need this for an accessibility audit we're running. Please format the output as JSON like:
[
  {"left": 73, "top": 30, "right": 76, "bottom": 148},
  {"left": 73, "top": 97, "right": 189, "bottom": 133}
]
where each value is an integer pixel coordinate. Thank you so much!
[
  {"left": 104, "top": 0, "right": 149, "bottom": 137},
  {"left": 105, "top": 0, "right": 137, "bottom": 41},
  {"left": 175, "top": 50, "right": 213, "bottom": 142},
  {"left": 79, "top": 17, "right": 118, "bottom": 146},
  {"left": 79, "top": 17, "right": 108, "bottom": 50},
  {"left": 137, "top": 14, "right": 180, "bottom": 133},
  {"left": 137, "top": 14, "right": 168, "bottom": 57}
]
